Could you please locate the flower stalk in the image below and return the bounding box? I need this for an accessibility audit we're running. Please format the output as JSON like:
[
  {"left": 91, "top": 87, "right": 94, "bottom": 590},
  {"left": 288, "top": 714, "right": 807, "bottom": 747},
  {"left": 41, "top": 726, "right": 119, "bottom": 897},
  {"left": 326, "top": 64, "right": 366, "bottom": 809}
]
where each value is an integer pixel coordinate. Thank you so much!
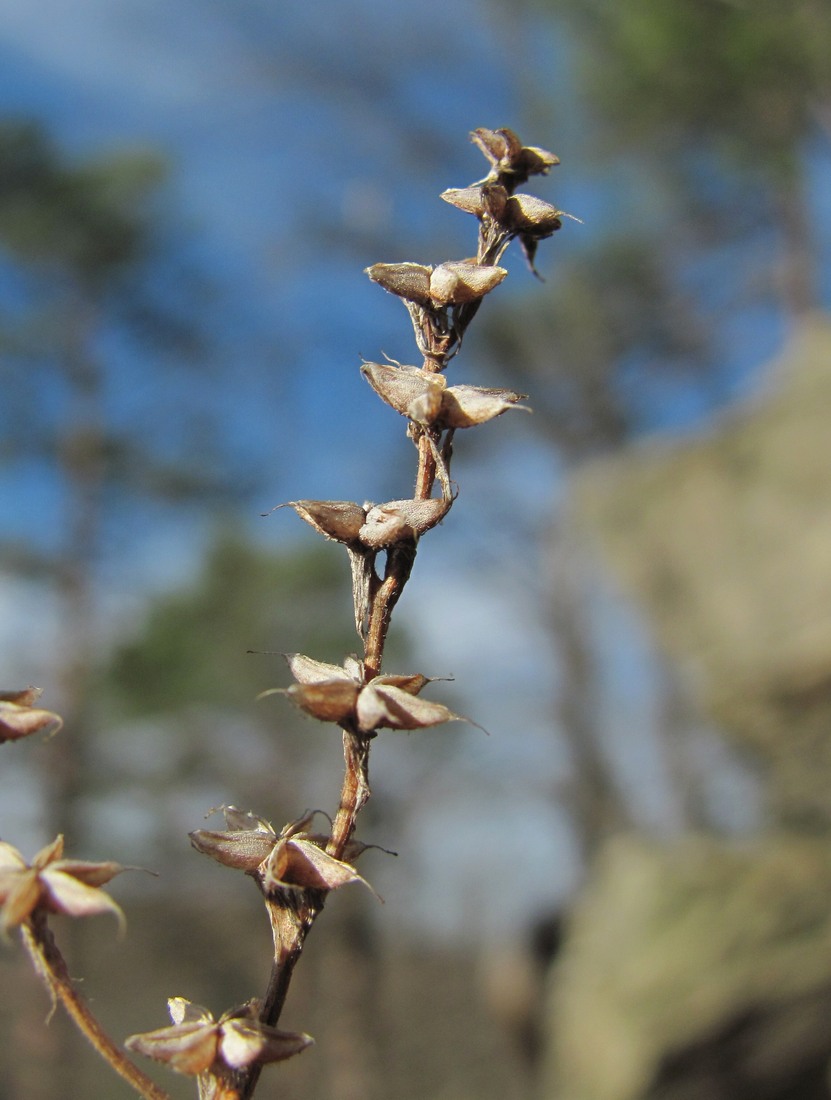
[{"left": 4, "top": 127, "right": 571, "bottom": 1099}]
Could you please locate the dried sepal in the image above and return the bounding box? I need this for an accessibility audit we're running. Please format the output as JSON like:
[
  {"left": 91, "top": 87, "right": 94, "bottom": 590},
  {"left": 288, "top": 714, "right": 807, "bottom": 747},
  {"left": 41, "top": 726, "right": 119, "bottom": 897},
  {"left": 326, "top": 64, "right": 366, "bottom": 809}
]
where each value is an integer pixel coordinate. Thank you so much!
[
  {"left": 0, "top": 835, "right": 128, "bottom": 934},
  {"left": 361, "top": 361, "right": 446, "bottom": 419},
  {"left": 356, "top": 682, "right": 464, "bottom": 732},
  {"left": 428, "top": 261, "right": 507, "bottom": 305},
  {"left": 359, "top": 496, "right": 451, "bottom": 548},
  {"left": 280, "top": 500, "right": 366, "bottom": 544},
  {"left": 261, "top": 832, "right": 377, "bottom": 897},
  {"left": 126, "top": 997, "right": 313, "bottom": 1077},
  {"left": 504, "top": 193, "right": 565, "bottom": 236},
  {"left": 438, "top": 384, "right": 530, "bottom": 428},
  {"left": 281, "top": 680, "right": 361, "bottom": 724},
  {"left": 0, "top": 687, "right": 63, "bottom": 742},
  {"left": 365, "top": 262, "right": 432, "bottom": 305}
]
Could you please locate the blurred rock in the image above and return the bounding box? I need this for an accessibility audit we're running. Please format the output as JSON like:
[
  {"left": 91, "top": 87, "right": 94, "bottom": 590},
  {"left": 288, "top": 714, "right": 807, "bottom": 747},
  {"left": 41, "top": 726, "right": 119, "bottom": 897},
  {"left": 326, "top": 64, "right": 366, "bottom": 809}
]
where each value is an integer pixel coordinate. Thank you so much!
[
  {"left": 574, "top": 312, "right": 831, "bottom": 827},
  {"left": 541, "top": 833, "right": 831, "bottom": 1100}
]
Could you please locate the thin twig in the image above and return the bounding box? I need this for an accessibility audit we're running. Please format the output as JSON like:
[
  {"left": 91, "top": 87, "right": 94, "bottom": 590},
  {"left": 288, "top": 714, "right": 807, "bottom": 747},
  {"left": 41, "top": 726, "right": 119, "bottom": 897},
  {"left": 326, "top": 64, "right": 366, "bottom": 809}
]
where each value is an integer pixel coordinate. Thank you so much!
[{"left": 21, "top": 914, "right": 171, "bottom": 1100}]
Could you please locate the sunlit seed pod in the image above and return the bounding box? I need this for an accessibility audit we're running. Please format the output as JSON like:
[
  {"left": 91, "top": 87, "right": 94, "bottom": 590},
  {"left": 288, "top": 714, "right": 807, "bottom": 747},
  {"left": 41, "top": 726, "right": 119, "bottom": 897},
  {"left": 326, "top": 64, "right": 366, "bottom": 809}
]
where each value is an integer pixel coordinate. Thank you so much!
[
  {"left": 286, "top": 500, "right": 366, "bottom": 543},
  {"left": 365, "top": 262, "right": 433, "bottom": 305},
  {"left": 504, "top": 194, "right": 563, "bottom": 236},
  {"left": 284, "top": 680, "right": 361, "bottom": 724},
  {"left": 440, "top": 186, "right": 486, "bottom": 217},
  {"left": 438, "top": 384, "right": 530, "bottom": 429},
  {"left": 359, "top": 497, "right": 451, "bottom": 548},
  {"left": 360, "top": 361, "right": 444, "bottom": 417},
  {"left": 429, "top": 261, "right": 507, "bottom": 305}
]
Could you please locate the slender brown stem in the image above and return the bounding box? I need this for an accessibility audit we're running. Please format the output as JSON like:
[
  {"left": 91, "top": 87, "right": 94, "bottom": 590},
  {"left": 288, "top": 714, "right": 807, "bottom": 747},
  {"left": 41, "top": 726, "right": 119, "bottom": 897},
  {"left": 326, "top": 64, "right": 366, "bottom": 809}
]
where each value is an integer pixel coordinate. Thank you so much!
[
  {"left": 20, "top": 915, "right": 171, "bottom": 1100},
  {"left": 363, "top": 543, "right": 417, "bottom": 679}
]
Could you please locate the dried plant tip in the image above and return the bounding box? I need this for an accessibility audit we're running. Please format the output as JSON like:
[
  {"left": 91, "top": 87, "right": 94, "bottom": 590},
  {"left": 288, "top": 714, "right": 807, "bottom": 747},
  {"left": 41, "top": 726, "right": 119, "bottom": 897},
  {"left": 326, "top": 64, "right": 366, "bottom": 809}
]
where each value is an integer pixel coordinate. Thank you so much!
[
  {"left": 359, "top": 497, "right": 451, "bottom": 548},
  {"left": 365, "top": 262, "right": 433, "bottom": 305},
  {"left": 429, "top": 261, "right": 507, "bottom": 305},
  {"left": 471, "top": 127, "right": 559, "bottom": 184},
  {"left": 283, "top": 500, "right": 367, "bottom": 543},
  {"left": 0, "top": 688, "right": 63, "bottom": 742},
  {"left": 0, "top": 836, "right": 128, "bottom": 934},
  {"left": 126, "top": 998, "right": 313, "bottom": 1076}
]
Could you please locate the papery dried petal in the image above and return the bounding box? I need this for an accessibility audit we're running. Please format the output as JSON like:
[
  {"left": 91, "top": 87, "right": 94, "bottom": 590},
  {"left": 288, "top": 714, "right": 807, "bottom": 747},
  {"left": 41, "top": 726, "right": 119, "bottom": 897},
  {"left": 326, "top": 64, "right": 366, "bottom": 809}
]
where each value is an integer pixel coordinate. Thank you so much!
[
  {"left": 219, "top": 1018, "right": 313, "bottom": 1068},
  {"left": 126, "top": 1019, "right": 220, "bottom": 1076},
  {"left": 1, "top": 870, "right": 41, "bottom": 932},
  {"left": 262, "top": 837, "right": 374, "bottom": 895},
  {"left": 371, "top": 673, "right": 432, "bottom": 695},
  {"left": 0, "top": 841, "right": 27, "bottom": 871},
  {"left": 440, "top": 384, "right": 530, "bottom": 429},
  {"left": 32, "top": 835, "right": 65, "bottom": 868},
  {"left": 284, "top": 653, "right": 354, "bottom": 685},
  {"left": 440, "top": 186, "right": 486, "bottom": 216},
  {"left": 365, "top": 262, "right": 433, "bottom": 305},
  {"left": 169, "top": 997, "right": 214, "bottom": 1026},
  {"left": 189, "top": 828, "right": 277, "bottom": 872},
  {"left": 284, "top": 500, "right": 366, "bottom": 543},
  {"left": 283, "top": 680, "right": 360, "bottom": 724},
  {"left": 40, "top": 869, "right": 126, "bottom": 930},
  {"left": 359, "top": 497, "right": 451, "bottom": 549},
  {"left": 0, "top": 698, "right": 63, "bottom": 742},
  {"left": 360, "top": 361, "right": 444, "bottom": 418},
  {"left": 429, "top": 262, "right": 507, "bottom": 305},
  {"left": 50, "top": 859, "right": 126, "bottom": 887},
  {"left": 356, "top": 683, "right": 463, "bottom": 732},
  {"left": 504, "top": 194, "right": 563, "bottom": 236}
]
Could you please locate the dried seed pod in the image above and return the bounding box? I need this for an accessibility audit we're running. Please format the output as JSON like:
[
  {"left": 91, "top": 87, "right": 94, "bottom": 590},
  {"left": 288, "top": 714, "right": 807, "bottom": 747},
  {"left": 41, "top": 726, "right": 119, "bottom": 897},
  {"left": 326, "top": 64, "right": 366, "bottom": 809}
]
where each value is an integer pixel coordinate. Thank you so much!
[
  {"left": 282, "top": 500, "right": 367, "bottom": 543},
  {"left": 440, "top": 182, "right": 509, "bottom": 221},
  {"left": 283, "top": 680, "right": 361, "bottom": 724},
  {"left": 359, "top": 496, "right": 451, "bottom": 548},
  {"left": 356, "top": 683, "right": 464, "bottom": 732},
  {"left": 438, "top": 384, "right": 530, "bottom": 429},
  {"left": 429, "top": 261, "right": 507, "bottom": 305},
  {"left": 0, "top": 688, "right": 63, "bottom": 742},
  {"left": 365, "top": 262, "right": 433, "bottom": 305},
  {"left": 471, "top": 127, "right": 559, "bottom": 185},
  {"left": 504, "top": 193, "right": 564, "bottom": 236},
  {"left": 361, "top": 361, "right": 445, "bottom": 417}
]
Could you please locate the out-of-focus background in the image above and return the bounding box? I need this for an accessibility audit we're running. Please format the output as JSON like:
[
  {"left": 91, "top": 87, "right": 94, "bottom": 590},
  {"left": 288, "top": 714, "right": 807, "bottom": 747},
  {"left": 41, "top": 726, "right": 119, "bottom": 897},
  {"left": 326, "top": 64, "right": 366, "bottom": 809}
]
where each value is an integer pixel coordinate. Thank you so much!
[{"left": 1, "top": 2, "right": 831, "bottom": 1097}]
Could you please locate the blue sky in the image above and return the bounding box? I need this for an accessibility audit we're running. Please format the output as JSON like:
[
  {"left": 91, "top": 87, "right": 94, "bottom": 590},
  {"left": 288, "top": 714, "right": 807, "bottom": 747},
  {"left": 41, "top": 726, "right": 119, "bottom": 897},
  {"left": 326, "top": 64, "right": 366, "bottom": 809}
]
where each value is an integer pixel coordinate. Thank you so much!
[{"left": 0, "top": 0, "right": 819, "bottom": 935}]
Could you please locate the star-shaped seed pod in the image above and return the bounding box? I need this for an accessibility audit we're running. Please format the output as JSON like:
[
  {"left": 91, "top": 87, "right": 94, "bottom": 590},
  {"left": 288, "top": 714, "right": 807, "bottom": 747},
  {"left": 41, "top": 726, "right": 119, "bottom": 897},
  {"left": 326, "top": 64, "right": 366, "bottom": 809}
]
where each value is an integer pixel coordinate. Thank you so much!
[
  {"left": 361, "top": 361, "right": 529, "bottom": 430},
  {"left": 189, "top": 806, "right": 377, "bottom": 897},
  {"left": 364, "top": 260, "right": 506, "bottom": 308},
  {"left": 0, "top": 835, "right": 128, "bottom": 934},
  {"left": 470, "top": 127, "right": 559, "bottom": 187},
  {"left": 0, "top": 687, "right": 63, "bottom": 743},
  {"left": 263, "top": 653, "right": 464, "bottom": 735},
  {"left": 281, "top": 496, "right": 451, "bottom": 550},
  {"left": 126, "top": 996, "right": 313, "bottom": 1078}
]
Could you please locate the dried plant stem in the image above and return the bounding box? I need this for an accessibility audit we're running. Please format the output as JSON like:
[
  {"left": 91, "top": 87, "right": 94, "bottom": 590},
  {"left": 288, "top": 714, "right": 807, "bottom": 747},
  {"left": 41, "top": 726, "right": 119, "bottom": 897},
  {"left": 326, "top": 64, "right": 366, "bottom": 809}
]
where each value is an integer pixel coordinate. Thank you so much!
[{"left": 20, "top": 914, "right": 171, "bottom": 1100}]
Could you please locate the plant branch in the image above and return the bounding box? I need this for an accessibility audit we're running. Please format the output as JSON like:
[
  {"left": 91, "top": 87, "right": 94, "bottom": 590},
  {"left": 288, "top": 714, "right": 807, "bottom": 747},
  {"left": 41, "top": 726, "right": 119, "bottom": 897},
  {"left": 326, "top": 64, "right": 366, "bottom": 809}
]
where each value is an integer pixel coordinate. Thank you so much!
[{"left": 21, "top": 914, "right": 171, "bottom": 1100}]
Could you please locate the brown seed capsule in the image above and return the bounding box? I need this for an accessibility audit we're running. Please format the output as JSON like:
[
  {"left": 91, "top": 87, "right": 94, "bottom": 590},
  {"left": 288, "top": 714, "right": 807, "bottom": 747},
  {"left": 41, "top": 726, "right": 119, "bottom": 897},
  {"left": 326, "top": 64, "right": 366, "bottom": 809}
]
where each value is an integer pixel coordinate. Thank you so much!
[
  {"left": 361, "top": 361, "right": 444, "bottom": 417},
  {"left": 284, "top": 500, "right": 367, "bottom": 543},
  {"left": 504, "top": 193, "right": 563, "bottom": 236},
  {"left": 359, "top": 497, "right": 451, "bottom": 548},
  {"left": 429, "top": 261, "right": 507, "bottom": 305},
  {"left": 438, "top": 384, "right": 530, "bottom": 429},
  {"left": 365, "top": 262, "right": 433, "bottom": 305}
]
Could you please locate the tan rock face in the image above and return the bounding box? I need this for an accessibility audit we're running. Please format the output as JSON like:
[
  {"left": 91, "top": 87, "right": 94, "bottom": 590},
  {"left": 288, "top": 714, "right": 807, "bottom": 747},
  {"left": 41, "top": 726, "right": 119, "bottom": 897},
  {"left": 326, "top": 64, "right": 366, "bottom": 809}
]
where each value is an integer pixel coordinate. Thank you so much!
[{"left": 573, "top": 313, "right": 831, "bottom": 827}]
